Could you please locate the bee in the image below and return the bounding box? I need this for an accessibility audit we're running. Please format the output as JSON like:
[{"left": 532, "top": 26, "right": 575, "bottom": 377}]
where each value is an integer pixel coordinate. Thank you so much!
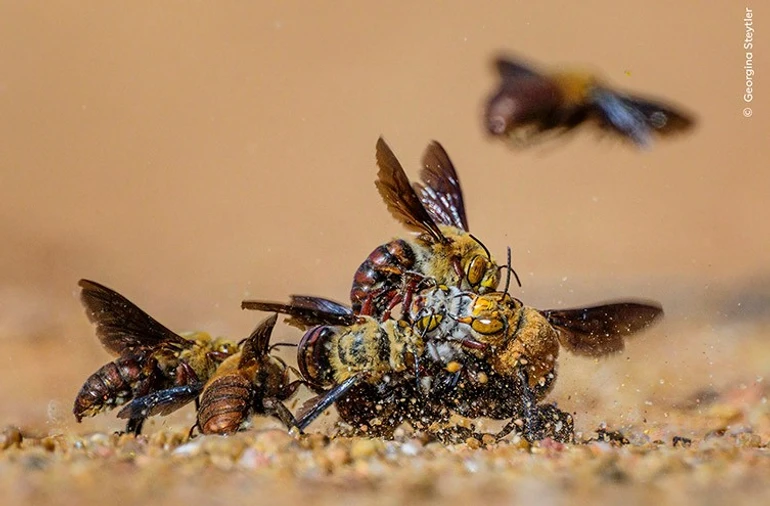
[
  {"left": 241, "top": 296, "right": 440, "bottom": 436},
  {"left": 409, "top": 281, "right": 663, "bottom": 442},
  {"left": 485, "top": 55, "right": 695, "bottom": 148},
  {"left": 116, "top": 315, "right": 303, "bottom": 435},
  {"left": 73, "top": 279, "right": 238, "bottom": 434},
  {"left": 350, "top": 138, "right": 501, "bottom": 319}
]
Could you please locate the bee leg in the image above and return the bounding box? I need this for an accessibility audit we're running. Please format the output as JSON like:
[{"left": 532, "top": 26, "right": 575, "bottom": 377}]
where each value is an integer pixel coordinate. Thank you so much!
[
  {"left": 279, "top": 379, "right": 304, "bottom": 400},
  {"left": 536, "top": 403, "right": 574, "bottom": 443},
  {"left": 359, "top": 287, "right": 393, "bottom": 317},
  {"left": 496, "top": 367, "right": 541, "bottom": 442},
  {"left": 381, "top": 291, "right": 403, "bottom": 321},
  {"left": 187, "top": 421, "right": 200, "bottom": 440},
  {"left": 125, "top": 417, "right": 145, "bottom": 436},
  {"left": 263, "top": 398, "right": 300, "bottom": 431},
  {"left": 175, "top": 362, "right": 201, "bottom": 386},
  {"left": 295, "top": 375, "right": 362, "bottom": 431},
  {"left": 398, "top": 272, "right": 428, "bottom": 321}
]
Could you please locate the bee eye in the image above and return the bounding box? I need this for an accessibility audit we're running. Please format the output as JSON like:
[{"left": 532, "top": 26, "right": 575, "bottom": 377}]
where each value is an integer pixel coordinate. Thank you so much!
[
  {"left": 470, "top": 317, "right": 504, "bottom": 335},
  {"left": 416, "top": 314, "right": 443, "bottom": 333},
  {"left": 466, "top": 255, "right": 487, "bottom": 287}
]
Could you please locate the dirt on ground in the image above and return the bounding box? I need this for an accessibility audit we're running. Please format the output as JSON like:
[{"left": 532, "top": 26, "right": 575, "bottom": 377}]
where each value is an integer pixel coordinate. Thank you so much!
[{"left": 1, "top": 310, "right": 769, "bottom": 506}]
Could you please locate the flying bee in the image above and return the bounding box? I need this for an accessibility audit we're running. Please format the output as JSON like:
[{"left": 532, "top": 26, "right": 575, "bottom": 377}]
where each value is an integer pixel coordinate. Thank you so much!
[
  {"left": 409, "top": 281, "right": 663, "bottom": 442},
  {"left": 116, "top": 315, "right": 303, "bottom": 435},
  {"left": 485, "top": 55, "right": 695, "bottom": 148},
  {"left": 73, "top": 279, "right": 238, "bottom": 434},
  {"left": 241, "top": 296, "right": 440, "bottom": 436},
  {"left": 350, "top": 138, "right": 501, "bottom": 319}
]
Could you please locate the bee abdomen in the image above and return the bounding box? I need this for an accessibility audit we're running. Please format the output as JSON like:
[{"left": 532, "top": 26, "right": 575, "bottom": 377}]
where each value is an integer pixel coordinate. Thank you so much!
[
  {"left": 350, "top": 239, "right": 416, "bottom": 313},
  {"left": 297, "top": 326, "right": 335, "bottom": 388},
  {"left": 198, "top": 375, "right": 253, "bottom": 435},
  {"left": 73, "top": 355, "right": 146, "bottom": 421}
]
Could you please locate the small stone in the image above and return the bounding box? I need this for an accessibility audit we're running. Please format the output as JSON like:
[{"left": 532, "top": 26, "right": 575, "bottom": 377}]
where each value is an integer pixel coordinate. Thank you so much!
[
  {"left": 172, "top": 439, "right": 203, "bottom": 457},
  {"left": 350, "top": 438, "right": 381, "bottom": 460},
  {"left": 446, "top": 361, "right": 462, "bottom": 373},
  {"left": 1, "top": 426, "right": 23, "bottom": 450},
  {"left": 481, "top": 433, "right": 497, "bottom": 447},
  {"left": 465, "top": 437, "right": 481, "bottom": 450},
  {"left": 400, "top": 440, "right": 422, "bottom": 456},
  {"left": 735, "top": 433, "right": 762, "bottom": 448}
]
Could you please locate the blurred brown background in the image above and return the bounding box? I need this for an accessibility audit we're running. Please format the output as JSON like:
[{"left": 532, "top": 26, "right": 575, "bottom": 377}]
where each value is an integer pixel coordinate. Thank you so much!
[{"left": 0, "top": 2, "right": 767, "bottom": 435}]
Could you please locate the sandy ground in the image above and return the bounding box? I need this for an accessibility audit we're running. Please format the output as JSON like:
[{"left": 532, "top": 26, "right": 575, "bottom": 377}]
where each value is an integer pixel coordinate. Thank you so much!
[
  {"left": 1, "top": 2, "right": 769, "bottom": 505},
  {"left": 1, "top": 305, "right": 769, "bottom": 506}
]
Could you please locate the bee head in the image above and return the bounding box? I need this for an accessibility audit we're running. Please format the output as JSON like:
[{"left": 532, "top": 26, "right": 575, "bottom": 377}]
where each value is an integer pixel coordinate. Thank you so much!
[
  {"left": 465, "top": 234, "right": 501, "bottom": 293},
  {"left": 212, "top": 338, "right": 239, "bottom": 357},
  {"left": 463, "top": 292, "right": 524, "bottom": 346}
]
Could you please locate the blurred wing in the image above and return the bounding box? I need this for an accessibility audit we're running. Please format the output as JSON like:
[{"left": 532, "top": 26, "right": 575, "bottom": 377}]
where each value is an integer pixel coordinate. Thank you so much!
[
  {"left": 79, "top": 279, "right": 190, "bottom": 355},
  {"left": 239, "top": 314, "right": 278, "bottom": 365},
  {"left": 375, "top": 137, "right": 448, "bottom": 244},
  {"left": 494, "top": 57, "right": 541, "bottom": 80},
  {"left": 590, "top": 88, "right": 652, "bottom": 147},
  {"left": 242, "top": 295, "right": 357, "bottom": 329},
  {"left": 413, "top": 141, "right": 469, "bottom": 231},
  {"left": 542, "top": 301, "right": 663, "bottom": 357},
  {"left": 116, "top": 383, "right": 203, "bottom": 419},
  {"left": 618, "top": 94, "right": 695, "bottom": 136}
]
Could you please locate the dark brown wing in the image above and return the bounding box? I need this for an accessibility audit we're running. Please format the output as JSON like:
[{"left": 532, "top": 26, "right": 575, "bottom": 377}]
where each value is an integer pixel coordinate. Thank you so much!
[
  {"left": 239, "top": 314, "right": 277, "bottom": 365},
  {"left": 375, "top": 137, "right": 448, "bottom": 244},
  {"left": 494, "top": 57, "right": 541, "bottom": 80},
  {"left": 116, "top": 383, "right": 203, "bottom": 419},
  {"left": 79, "top": 279, "right": 190, "bottom": 356},
  {"left": 542, "top": 301, "right": 663, "bottom": 357},
  {"left": 412, "top": 141, "right": 469, "bottom": 231},
  {"left": 242, "top": 295, "right": 357, "bottom": 329}
]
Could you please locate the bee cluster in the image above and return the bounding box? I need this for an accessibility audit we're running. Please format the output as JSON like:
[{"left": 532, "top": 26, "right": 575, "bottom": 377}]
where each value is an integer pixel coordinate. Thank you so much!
[{"left": 73, "top": 54, "right": 694, "bottom": 444}]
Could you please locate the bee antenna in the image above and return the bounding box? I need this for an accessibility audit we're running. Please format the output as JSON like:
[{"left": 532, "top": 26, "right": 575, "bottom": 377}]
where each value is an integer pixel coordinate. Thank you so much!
[
  {"left": 269, "top": 342, "right": 298, "bottom": 352},
  {"left": 469, "top": 233, "right": 492, "bottom": 259},
  {"left": 499, "top": 246, "right": 522, "bottom": 295}
]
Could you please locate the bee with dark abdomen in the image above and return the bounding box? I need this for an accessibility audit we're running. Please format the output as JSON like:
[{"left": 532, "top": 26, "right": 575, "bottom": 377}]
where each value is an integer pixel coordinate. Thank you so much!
[
  {"left": 73, "top": 279, "right": 238, "bottom": 434},
  {"left": 409, "top": 283, "right": 664, "bottom": 442},
  {"left": 241, "top": 296, "right": 439, "bottom": 436},
  {"left": 351, "top": 138, "right": 501, "bottom": 319},
  {"left": 117, "top": 315, "right": 303, "bottom": 435},
  {"left": 485, "top": 55, "right": 695, "bottom": 148}
]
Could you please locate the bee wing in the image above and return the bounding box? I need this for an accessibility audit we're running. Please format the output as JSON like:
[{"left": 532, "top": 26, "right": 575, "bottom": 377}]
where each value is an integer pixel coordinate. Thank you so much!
[
  {"left": 494, "top": 57, "right": 541, "bottom": 80},
  {"left": 542, "top": 301, "right": 663, "bottom": 357},
  {"left": 589, "top": 88, "right": 653, "bottom": 147},
  {"left": 79, "top": 279, "right": 191, "bottom": 356},
  {"left": 239, "top": 314, "right": 278, "bottom": 365},
  {"left": 616, "top": 94, "right": 695, "bottom": 136},
  {"left": 412, "top": 141, "right": 469, "bottom": 231},
  {"left": 241, "top": 295, "right": 357, "bottom": 329},
  {"left": 116, "top": 383, "right": 204, "bottom": 419},
  {"left": 375, "top": 137, "right": 448, "bottom": 244}
]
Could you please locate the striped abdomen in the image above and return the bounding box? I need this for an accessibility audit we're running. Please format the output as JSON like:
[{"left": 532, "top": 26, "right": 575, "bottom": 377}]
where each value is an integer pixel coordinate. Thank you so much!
[
  {"left": 73, "top": 352, "right": 155, "bottom": 421},
  {"left": 198, "top": 374, "right": 253, "bottom": 435},
  {"left": 350, "top": 239, "right": 416, "bottom": 315}
]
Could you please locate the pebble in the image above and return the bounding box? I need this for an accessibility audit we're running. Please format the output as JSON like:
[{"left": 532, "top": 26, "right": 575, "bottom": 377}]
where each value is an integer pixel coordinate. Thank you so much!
[
  {"left": 735, "top": 433, "right": 762, "bottom": 448},
  {"left": 1, "top": 426, "right": 23, "bottom": 450},
  {"left": 350, "top": 438, "right": 381, "bottom": 460}
]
